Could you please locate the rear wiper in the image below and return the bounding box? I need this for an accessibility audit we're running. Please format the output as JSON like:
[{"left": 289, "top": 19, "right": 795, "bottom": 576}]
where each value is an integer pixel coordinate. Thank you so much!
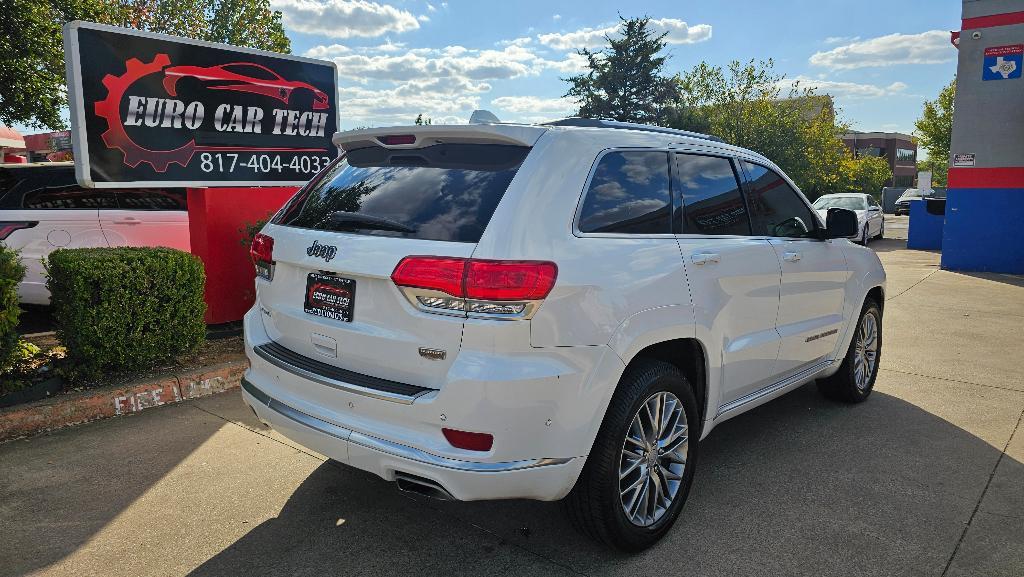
[{"left": 326, "top": 211, "right": 416, "bottom": 233}]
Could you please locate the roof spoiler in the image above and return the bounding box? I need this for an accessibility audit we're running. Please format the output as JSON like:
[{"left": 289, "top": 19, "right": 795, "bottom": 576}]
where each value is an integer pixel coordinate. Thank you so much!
[{"left": 333, "top": 124, "right": 546, "bottom": 151}]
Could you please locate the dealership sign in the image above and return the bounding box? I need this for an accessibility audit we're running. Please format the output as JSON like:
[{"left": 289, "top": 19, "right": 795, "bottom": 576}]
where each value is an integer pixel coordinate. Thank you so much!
[{"left": 63, "top": 21, "right": 339, "bottom": 188}]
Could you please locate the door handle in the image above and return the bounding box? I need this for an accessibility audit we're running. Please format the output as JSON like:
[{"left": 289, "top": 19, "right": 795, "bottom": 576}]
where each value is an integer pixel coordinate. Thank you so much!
[
  {"left": 692, "top": 252, "right": 720, "bottom": 265},
  {"left": 113, "top": 217, "right": 141, "bottom": 224},
  {"left": 783, "top": 251, "right": 802, "bottom": 262}
]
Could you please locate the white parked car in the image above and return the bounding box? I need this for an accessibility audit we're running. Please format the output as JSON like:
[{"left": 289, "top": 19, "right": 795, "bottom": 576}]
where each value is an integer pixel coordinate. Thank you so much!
[
  {"left": 812, "top": 193, "right": 884, "bottom": 244},
  {"left": 0, "top": 163, "right": 190, "bottom": 304},
  {"left": 242, "top": 118, "right": 886, "bottom": 551}
]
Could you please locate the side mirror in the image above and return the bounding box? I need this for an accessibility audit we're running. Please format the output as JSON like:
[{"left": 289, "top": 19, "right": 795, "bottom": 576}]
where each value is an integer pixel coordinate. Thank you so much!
[{"left": 823, "top": 208, "right": 858, "bottom": 239}]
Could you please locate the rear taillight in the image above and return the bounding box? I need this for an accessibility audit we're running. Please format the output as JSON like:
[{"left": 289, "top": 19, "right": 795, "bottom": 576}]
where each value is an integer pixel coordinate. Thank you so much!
[
  {"left": 250, "top": 233, "right": 274, "bottom": 280},
  {"left": 0, "top": 221, "right": 37, "bottom": 240},
  {"left": 442, "top": 428, "right": 493, "bottom": 452},
  {"left": 391, "top": 256, "right": 557, "bottom": 319}
]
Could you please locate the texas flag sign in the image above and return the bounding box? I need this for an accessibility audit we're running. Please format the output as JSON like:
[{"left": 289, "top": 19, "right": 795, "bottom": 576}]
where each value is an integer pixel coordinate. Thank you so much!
[{"left": 983, "top": 44, "right": 1023, "bottom": 81}]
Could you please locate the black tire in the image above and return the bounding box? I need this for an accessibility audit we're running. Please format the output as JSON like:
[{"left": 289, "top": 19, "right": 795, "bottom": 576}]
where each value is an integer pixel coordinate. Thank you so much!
[
  {"left": 874, "top": 220, "right": 884, "bottom": 240},
  {"left": 817, "top": 299, "right": 882, "bottom": 403},
  {"left": 563, "top": 359, "right": 699, "bottom": 552},
  {"left": 860, "top": 224, "right": 869, "bottom": 245}
]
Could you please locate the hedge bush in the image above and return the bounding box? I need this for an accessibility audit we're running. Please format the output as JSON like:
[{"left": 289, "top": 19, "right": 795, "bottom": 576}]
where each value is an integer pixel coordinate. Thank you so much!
[
  {"left": 0, "top": 244, "right": 25, "bottom": 369},
  {"left": 46, "top": 247, "right": 206, "bottom": 381}
]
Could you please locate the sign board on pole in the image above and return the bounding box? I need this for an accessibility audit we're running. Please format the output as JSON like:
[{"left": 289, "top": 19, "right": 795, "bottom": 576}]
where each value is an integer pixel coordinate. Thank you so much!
[
  {"left": 63, "top": 21, "right": 339, "bottom": 188},
  {"left": 917, "top": 170, "right": 932, "bottom": 193}
]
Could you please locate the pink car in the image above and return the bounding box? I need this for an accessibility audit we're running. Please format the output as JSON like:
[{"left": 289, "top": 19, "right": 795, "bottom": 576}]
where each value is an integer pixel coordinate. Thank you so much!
[{"left": 163, "top": 62, "right": 329, "bottom": 110}]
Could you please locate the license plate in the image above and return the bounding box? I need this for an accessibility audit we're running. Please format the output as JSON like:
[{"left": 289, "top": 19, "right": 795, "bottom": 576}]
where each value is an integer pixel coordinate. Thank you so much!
[{"left": 304, "top": 273, "right": 355, "bottom": 322}]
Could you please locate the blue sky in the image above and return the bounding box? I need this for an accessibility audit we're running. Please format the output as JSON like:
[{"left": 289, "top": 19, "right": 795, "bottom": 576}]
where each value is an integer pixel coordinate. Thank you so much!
[{"left": 270, "top": 0, "right": 962, "bottom": 135}]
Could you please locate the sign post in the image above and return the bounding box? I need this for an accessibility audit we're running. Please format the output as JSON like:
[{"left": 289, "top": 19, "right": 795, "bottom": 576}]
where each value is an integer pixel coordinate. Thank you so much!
[{"left": 62, "top": 22, "right": 341, "bottom": 322}]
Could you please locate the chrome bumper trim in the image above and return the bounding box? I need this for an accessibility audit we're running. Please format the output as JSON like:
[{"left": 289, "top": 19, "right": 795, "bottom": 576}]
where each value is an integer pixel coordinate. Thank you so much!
[{"left": 241, "top": 377, "right": 573, "bottom": 473}]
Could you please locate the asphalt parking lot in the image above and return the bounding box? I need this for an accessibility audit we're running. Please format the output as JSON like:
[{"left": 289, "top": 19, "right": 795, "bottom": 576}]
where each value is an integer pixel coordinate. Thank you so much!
[{"left": 2, "top": 215, "right": 1022, "bottom": 577}]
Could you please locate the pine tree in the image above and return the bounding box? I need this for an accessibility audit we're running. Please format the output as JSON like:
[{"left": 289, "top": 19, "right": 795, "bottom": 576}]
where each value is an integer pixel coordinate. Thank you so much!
[{"left": 564, "top": 16, "right": 682, "bottom": 125}]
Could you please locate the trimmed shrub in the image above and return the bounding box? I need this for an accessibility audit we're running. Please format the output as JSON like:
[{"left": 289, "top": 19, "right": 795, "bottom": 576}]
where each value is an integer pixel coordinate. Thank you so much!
[
  {"left": 46, "top": 247, "right": 206, "bottom": 381},
  {"left": 0, "top": 244, "right": 25, "bottom": 369}
]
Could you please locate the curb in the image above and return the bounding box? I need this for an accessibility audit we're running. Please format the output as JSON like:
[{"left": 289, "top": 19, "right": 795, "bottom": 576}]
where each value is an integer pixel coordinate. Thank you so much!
[{"left": 0, "top": 358, "right": 248, "bottom": 442}]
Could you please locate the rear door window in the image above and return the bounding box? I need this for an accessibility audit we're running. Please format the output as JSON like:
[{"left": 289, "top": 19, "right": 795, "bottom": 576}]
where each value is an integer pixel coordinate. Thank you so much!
[
  {"left": 674, "top": 153, "right": 750, "bottom": 236},
  {"left": 577, "top": 150, "right": 671, "bottom": 234},
  {"left": 274, "top": 143, "right": 530, "bottom": 243},
  {"left": 22, "top": 186, "right": 116, "bottom": 209}
]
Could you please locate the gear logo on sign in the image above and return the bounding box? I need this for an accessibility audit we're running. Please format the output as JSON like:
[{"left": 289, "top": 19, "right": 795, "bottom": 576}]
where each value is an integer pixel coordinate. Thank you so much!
[{"left": 93, "top": 54, "right": 197, "bottom": 172}]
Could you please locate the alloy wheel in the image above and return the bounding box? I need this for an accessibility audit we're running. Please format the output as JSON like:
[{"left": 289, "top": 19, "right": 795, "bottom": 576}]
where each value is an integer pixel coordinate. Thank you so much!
[
  {"left": 853, "top": 312, "right": 879, "bottom": 390},
  {"left": 619, "top": 391, "right": 688, "bottom": 527}
]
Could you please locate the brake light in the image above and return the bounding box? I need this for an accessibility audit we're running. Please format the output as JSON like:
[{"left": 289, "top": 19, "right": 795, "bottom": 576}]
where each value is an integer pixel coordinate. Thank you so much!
[
  {"left": 442, "top": 428, "right": 493, "bottom": 452},
  {"left": 390, "top": 256, "right": 465, "bottom": 296},
  {"left": 250, "top": 233, "right": 274, "bottom": 280},
  {"left": 465, "top": 260, "right": 558, "bottom": 301},
  {"left": 378, "top": 134, "right": 416, "bottom": 145},
  {"left": 0, "top": 221, "right": 37, "bottom": 240},
  {"left": 391, "top": 256, "right": 557, "bottom": 319}
]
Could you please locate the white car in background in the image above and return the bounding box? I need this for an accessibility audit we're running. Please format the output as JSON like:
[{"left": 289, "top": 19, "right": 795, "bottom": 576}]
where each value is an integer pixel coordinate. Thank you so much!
[
  {"left": 0, "top": 163, "right": 191, "bottom": 305},
  {"left": 812, "top": 193, "right": 884, "bottom": 244},
  {"left": 241, "top": 118, "right": 886, "bottom": 551}
]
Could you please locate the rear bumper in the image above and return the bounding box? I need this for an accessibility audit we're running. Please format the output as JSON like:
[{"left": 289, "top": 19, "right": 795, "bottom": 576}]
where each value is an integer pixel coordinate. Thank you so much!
[
  {"left": 241, "top": 377, "right": 584, "bottom": 501},
  {"left": 242, "top": 304, "right": 624, "bottom": 501}
]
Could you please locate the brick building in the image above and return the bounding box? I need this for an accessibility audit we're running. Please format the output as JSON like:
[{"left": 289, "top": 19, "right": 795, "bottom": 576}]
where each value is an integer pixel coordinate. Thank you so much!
[{"left": 841, "top": 131, "right": 918, "bottom": 187}]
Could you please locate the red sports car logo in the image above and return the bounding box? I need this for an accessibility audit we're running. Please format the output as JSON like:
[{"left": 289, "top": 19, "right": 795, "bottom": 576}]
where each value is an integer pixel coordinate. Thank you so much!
[{"left": 162, "top": 62, "right": 329, "bottom": 110}]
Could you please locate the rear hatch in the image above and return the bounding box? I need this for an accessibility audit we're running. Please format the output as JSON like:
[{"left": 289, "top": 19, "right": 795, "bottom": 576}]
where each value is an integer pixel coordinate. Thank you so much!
[{"left": 255, "top": 125, "right": 544, "bottom": 390}]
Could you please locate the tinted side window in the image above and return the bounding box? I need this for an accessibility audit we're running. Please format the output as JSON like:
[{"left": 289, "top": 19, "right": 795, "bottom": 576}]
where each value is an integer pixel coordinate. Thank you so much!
[
  {"left": 116, "top": 189, "right": 187, "bottom": 210},
  {"left": 578, "top": 151, "right": 671, "bottom": 234},
  {"left": 742, "top": 161, "right": 817, "bottom": 238},
  {"left": 675, "top": 154, "right": 750, "bottom": 236},
  {"left": 23, "top": 186, "right": 116, "bottom": 209}
]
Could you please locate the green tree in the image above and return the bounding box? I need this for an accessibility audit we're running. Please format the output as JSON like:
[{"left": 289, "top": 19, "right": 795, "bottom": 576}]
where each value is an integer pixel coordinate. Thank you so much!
[
  {"left": 0, "top": 0, "right": 290, "bottom": 130},
  {"left": 914, "top": 77, "right": 955, "bottom": 187},
  {"left": 564, "top": 16, "right": 682, "bottom": 125},
  {"left": 673, "top": 59, "right": 849, "bottom": 197},
  {"left": 1, "top": 0, "right": 116, "bottom": 130},
  {"left": 414, "top": 113, "right": 431, "bottom": 125},
  {"left": 840, "top": 155, "right": 892, "bottom": 197}
]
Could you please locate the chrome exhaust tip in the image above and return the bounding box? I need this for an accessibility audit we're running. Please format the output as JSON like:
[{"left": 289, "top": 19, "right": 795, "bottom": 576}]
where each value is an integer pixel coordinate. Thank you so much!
[{"left": 395, "top": 472, "right": 455, "bottom": 501}]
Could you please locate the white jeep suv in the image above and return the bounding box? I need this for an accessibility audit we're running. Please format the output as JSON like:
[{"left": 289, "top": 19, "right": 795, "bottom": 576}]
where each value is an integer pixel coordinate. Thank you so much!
[{"left": 242, "top": 118, "right": 885, "bottom": 551}]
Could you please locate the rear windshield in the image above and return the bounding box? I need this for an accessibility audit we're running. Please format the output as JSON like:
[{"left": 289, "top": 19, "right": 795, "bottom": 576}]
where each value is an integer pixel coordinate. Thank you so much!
[
  {"left": 813, "top": 196, "right": 866, "bottom": 210},
  {"left": 274, "top": 143, "right": 530, "bottom": 243}
]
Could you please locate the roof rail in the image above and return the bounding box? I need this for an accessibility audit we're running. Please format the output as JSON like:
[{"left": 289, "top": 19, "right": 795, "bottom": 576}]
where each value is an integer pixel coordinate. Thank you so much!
[{"left": 542, "top": 117, "right": 723, "bottom": 143}]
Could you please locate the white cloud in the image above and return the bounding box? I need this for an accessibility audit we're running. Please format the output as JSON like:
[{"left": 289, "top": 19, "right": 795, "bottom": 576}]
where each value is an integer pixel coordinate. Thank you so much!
[
  {"left": 426, "top": 2, "right": 436, "bottom": 12},
  {"left": 786, "top": 76, "right": 910, "bottom": 99},
  {"left": 308, "top": 42, "right": 584, "bottom": 84},
  {"left": 338, "top": 84, "right": 477, "bottom": 126},
  {"left": 270, "top": 0, "right": 422, "bottom": 39},
  {"left": 538, "top": 18, "right": 712, "bottom": 50},
  {"left": 491, "top": 95, "right": 574, "bottom": 114},
  {"left": 552, "top": 14, "right": 561, "bottom": 21},
  {"left": 824, "top": 35, "right": 860, "bottom": 45},
  {"left": 809, "top": 30, "right": 953, "bottom": 70}
]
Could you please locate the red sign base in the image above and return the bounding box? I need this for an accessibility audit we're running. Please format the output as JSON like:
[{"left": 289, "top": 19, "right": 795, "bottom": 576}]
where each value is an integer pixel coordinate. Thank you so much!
[{"left": 187, "top": 187, "right": 297, "bottom": 324}]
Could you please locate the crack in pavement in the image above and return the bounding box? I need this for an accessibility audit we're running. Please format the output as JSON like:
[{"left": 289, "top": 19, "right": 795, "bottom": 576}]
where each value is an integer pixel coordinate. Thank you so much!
[
  {"left": 941, "top": 407, "right": 1024, "bottom": 577},
  {"left": 886, "top": 268, "right": 939, "bottom": 301}
]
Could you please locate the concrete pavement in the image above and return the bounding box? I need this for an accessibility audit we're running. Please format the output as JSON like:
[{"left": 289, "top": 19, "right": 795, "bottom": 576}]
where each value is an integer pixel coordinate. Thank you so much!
[{"left": 1, "top": 226, "right": 1022, "bottom": 577}]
